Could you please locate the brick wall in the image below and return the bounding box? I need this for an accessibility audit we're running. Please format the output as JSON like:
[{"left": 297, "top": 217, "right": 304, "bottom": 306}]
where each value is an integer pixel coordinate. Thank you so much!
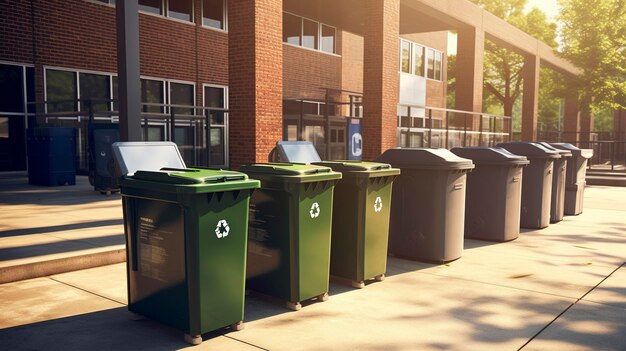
[
  {"left": 283, "top": 44, "right": 342, "bottom": 101},
  {"left": 341, "top": 30, "right": 363, "bottom": 95}
]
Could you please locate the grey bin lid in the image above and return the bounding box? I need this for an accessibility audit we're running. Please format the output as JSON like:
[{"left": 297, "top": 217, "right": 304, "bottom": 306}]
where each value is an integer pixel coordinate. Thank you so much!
[
  {"left": 550, "top": 143, "right": 594, "bottom": 159},
  {"left": 376, "top": 148, "right": 475, "bottom": 170},
  {"left": 312, "top": 160, "right": 393, "bottom": 172},
  {"left": 239, "top": 162, "right": 333, "bottom": 176},
  {"left": 275, "top": 141, "right": 321, "bottom": 163},
  {"left": 112, "top": 141, "right": 186, "bottom": 176},
  {"left": 496, "top": 142, "right": 561, "bottom": 159},
  {"left": 450, "top": 147, "right": 529, "bottom": 166},
  {"left": 536, "top": 142, "right": 573, "bottom": 158}
]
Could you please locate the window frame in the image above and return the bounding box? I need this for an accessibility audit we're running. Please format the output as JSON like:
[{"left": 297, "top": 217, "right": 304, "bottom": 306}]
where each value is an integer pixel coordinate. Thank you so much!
[
  {"left": 282, "top": 11, "right": 338, "bottom": 56},
  {"left": 166, "top": 0, "right": 194, "bottom": 23},
  {"left": 201, "top": 0, "right": 228, "bottom": 32},
  {"left": 202, "top": 83, "right": 229, "bottom": 168}
]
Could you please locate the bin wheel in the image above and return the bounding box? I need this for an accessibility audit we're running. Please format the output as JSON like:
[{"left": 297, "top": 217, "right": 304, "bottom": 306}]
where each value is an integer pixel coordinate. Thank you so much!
[
  {"left": 374, "top": 274, "right": 385, "bottom": 282},
  {"left": 231, "top": 321, "right": 245, "bottom": 331},
  {"left": 129, "top": 312, "right": 144, "bottom": 321},
  {"left": 286, "top": 301, "right": 302, "bottom": 311},
  {"left": 318, "top": 292, "right": 329, "bottom": 302},
  {"left": 351, "top": 281, "right": 365, "bottom": 289},
  {"left": 184, "top": 334, "right": 202, "bottom": 345}
]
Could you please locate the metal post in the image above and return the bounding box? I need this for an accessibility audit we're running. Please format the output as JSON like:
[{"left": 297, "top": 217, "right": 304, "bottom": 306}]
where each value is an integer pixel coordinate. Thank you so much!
[
  {"left": 143, "top": 116, "right": 148, "bottom": 141},
  {"left": 428, "top": 109, "right": 433, "bottom": 148},
  {"left": 206, "top": 110, "right": 211, "bottom": 166},
  {"left": 170, "top": 108, "right": 176, "bottom": 143},
  {"left": 116, "top": 0, "right": 142, "bottom": 142},
  {"left": 299, "top": 100, "right": 304, "bottom": 141},
  {"left": 478, "top": 113, "right": 483, "bottom": 146},
  {"left": 325, "top": 93, "right": 331, "bottom": 160},
  {"left": 463, "top": 113, "right": 468, "bottom": 146}
]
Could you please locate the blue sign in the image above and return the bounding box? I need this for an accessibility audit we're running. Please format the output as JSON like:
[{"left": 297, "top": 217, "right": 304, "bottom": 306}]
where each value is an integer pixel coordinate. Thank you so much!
[{"left": 347, "top": 118, "right": 362, "bottom": 160}]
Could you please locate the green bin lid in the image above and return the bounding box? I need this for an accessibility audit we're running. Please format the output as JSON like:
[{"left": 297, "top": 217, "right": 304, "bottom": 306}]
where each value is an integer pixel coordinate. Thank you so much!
[
  {"left": 550, "top": 143, "right": 593, "bottom": 159},
  {"left": 496, "top": 142, "right": 561, "bottom": 159},
  {"left": 121, "top": 167, "right": 259, "bottom": 193},
  {"left": 312, "top": 160, "right": 401, "bottom": 176},
  {"left": 239, "top": 163, "right": 342, "bottom": 183},
  {"left": 450, "top": 147, "right": 529, "bottom": 166},
  {"left": 375, "top": 148, "right": 475, "bottom": 171}
]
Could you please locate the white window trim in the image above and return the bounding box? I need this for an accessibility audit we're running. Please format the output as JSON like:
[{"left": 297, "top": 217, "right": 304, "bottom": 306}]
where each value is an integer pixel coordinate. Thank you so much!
[
  {"left": 399, "top": 39, "right": 444, "bottom": 82},
  {"left": 202, "top": 83, "right": 229, "bottom": 167},
  {"left": 201, "top": 0, "right": 228, "bottom": 32},
  {"left": 283, "top": 11, "right": 339, "bottom": 56}
]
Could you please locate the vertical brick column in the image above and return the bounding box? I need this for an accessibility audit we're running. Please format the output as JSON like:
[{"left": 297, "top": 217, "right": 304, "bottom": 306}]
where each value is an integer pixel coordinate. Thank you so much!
[
  {"left": 455, "top": 27, "right": 485, "bottom": 114},
  {"left": 521, "top": 54, "right": 540, "bottom": 141},
  {"left": 579, "top": 110, "right": 594, "bottom": 145},
  {"left": 362, "top": 0, "right": 400, "bottom": 160},
  {"left": 228, "top": 0, "right": 283, "bottom": 168},
  {"left": 615, "top": 110, "right": 626, "bottom": 141},
  {"left": 563, "top": 93, "right": 580, "bottom": 143}
]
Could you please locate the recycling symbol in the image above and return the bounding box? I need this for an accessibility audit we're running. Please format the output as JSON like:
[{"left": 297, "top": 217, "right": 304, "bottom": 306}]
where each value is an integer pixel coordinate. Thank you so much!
[
  {"left": 374, "top": 196, "right": 383, "bottom": 213},
  {"left": 215, "top": 219, "right": 230, "bottom": 239},
  {"left": 309, "top": 202, "right": 320, "bottom": 219}
]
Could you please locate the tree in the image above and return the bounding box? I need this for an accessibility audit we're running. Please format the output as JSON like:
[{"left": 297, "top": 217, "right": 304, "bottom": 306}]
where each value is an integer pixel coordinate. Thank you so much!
[
  {"left": 558, "top": 0, "right": 626, "bottom": 113},
  {"left": 469, "top": 1, "right": 558, "bottom": 117}
]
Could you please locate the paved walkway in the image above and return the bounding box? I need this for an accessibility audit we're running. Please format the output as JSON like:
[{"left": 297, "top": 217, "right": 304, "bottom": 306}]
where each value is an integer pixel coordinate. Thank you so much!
[{"left": 0, "top": 183, "right": 625, "bottom": 350}]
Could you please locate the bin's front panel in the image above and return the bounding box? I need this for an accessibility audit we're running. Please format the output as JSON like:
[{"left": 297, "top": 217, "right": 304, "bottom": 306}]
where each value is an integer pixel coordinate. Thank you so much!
[
  {"left": 362, "top": 176, "right": 394, "bottom": 279},
  {"left": 520, "top": 159, "right": 553, "bottom": 229},
  {"left": 329, "top": 180, "right": 362, "bottom": 281},
  {"left": 389, "top": 170, "right": 465, "bottom": 263},
  {"left": 185, "top": 189, "right": 251, "bottom": 335},
  {"left": 550, "top": 159, "right": 568, "bottom": 223},
  {"left": 297, "top": 180, "right": 334, "bottom": 302},
  {"left": 126, "top": 197, "right": 189, "bottom": 332},
  {"left": 246, "top": 188, "right": 293, "bottom": 301},
  {"left": 565, "top": 182, "right": 585, "bottom": 215}
]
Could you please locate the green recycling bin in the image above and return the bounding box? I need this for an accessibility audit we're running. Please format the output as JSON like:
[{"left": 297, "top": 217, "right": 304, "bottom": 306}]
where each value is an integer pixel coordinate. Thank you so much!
[
  {"left": 313, "top": 161, "right": 400, "bottom": 288},
  {"left": 240, "top": 163, "right": 342, "bottom": 311},
  {"left": 118, "top": 167, "right": 259, "bottom": 344}
]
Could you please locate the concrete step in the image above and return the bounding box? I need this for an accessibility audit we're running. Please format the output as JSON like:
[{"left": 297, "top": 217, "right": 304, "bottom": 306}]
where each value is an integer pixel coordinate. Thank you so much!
[{"left": 586, "top": 172, "right": 626, "bottom": 187}]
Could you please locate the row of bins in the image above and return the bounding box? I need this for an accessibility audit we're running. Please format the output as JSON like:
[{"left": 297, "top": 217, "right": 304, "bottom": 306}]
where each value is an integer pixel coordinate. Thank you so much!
[{"left": 112, "top": 141, "right": 591, "bottom": 345}]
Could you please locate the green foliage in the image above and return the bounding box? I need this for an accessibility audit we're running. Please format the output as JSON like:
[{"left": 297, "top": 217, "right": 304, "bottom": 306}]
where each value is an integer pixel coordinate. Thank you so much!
[{"left": 558, "top": 0, "right": 626, "bottom": 113}]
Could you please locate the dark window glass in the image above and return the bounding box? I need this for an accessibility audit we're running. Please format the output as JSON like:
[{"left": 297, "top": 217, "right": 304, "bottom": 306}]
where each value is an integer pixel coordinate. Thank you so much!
[
  {"left": 141, "top": 79, "right": 164, "bottom": 113},
  {"left": 203, "top": 0, "right": 224, "bottom": 29},
  {"left": 283, "top": 12, "right": 301, "bottom": 46},
  {"left": 112, "top": 76, "right": 118, "bottom": 112},
  {"left": 26, "top": 67, "right": 35, "bottom": 113},
  {"left": 209, "top": 127, "right": 225, "bottom": 165},
  {"left": 302, "top": 18, "right": 318, "bottom": 49},
  {"left": 145, "top": 126, "right": 164, "bottom": 141},
  {"left": 204, "top": 86, "right": 225, "bottom": 124},
  {"left": 434, "top": 51, "right": 443, "bottom": 81},
  {"left": 400, "top": 41, "right": 411, "bottom": 73},
  {"left": 79, "top": 73, "right": 110, "bottom": 112},
  {"left": 139, "top": 0, "right": 162, "bottom": 15},
  {"left": 427, "top": 49, "right": 435, "bottom": 79},
  {"left": 321, "top": 25, "right": 335, "bottom": 54},
  {"left": 169, "top": 0, "right": 192, "bottom": 22},
  {"left": 412, "top": 44, "right": 424, "bottom": 76},
  {"left": 0, "top": 64, "right": 24, "bottom": 113},
  {"left": 302, "top": 102, "right": 319, "bottom": 115},
  {"left": 283, "top": 100, "right": 301, "bottom": 115},
  {"left": 46, "top": 70, "right": 77, "bottom": 113},
  {"left": 170, "top": 82, "right": 194, "bottom": 115}
]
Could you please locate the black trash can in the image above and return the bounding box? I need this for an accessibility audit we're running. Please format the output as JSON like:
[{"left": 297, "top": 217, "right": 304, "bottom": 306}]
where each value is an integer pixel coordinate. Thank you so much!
[
  {"left": 537, "top": 142, "right": 572, "bottom": 223},
  {"left": 550, "top": 143, "right": 593, "bottom": 215},
  {"left": 376, "top": 148, "right": 474, "bottom": 263},
  {"left": 27, "top": 127, "right": 76, "bottom": 186},
  {"left": 451, "top": 147, "right": 529, "bottom": 242},
  {"left": 496, "top": 142, "right": 561, "bottom": 229}
]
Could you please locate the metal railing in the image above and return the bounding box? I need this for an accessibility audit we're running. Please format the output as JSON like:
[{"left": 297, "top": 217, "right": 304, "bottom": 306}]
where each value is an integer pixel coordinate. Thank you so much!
[{"left": 397, "top": 105, "right": 513, "bottom": 148}]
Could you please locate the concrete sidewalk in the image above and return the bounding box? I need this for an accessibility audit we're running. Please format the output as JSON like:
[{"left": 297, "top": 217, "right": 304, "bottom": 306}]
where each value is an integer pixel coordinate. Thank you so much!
[{"left": 0, "top": 185, "right": 625, "bottom": 350}]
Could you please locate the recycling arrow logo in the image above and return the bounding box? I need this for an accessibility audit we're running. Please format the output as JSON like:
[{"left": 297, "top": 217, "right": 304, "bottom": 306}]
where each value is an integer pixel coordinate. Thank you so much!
[
  {"left": 309, "top": 202, "right": 320, "bottom": 219},
  {"left": 374, "top": 196, "right": 383, "bottom": 213},
  {"left": 215, "top": 219, "right": 230, "bottom": 239}
]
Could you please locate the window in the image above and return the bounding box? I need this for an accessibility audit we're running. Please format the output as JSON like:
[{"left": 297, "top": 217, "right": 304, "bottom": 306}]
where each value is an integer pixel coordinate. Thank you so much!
[
  {"left": 400, "top": 40, "right": 411, "bottom": 73},
  {"left": 79, "top": 72, "right": 110, "bottom": 112},
  {"left": 141, "top": 79, "right": 165, "bottom": 113},
  {"left": 412, "top": 43, "right": 424, "bottom": 77},
  {"left": 434, "top": 51, "right": 443, "bottom": 81},
  {"left": 427, "top": 48, "right": 435, "bottom": 79},
  {"left": 321, "top": 25, "right": 335, "bottom": 54},
  {"left": 94, "top": 0, "right": 116, "bottom": 4},
  {"left": 139, "top": 0, "right": 162, "bottom": 15},
  {"left": 168, "top": 0, "right": 192, "bottom": 22},
  {"left": 302, "top": 18, "right": 319, "bottom": 50},
  {"left": 203, "top": 0, "right": 225, "bottom": 30},
  {"left": 282, "top": 12, "right": 336, "bottom": 54},
  {"left": 170, "top": 82, "right": 194, "bottom": 115},
  {"left": 46, "top": 70, "right": 77, "bottom": 113},
  {"left": 283, "top": 12, "right": 301, "bottom": 46},
  {"left": 0, "top": 64, "right": 25, "bottom": 113},
  {"left": 204, "top": 86, "right": 225, "bottom": 124},
  {"left": 203, "top": 85, "right": 227, "bottom": 166}
]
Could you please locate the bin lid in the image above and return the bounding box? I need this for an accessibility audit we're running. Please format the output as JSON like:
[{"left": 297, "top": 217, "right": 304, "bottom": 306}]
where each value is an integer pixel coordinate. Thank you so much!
[
  {"left": 239, "top": 162, "right": 342, "bottom": 183},
  {"left": 121, "top": 167, "right": 259, "bottom": 193},
  {"left": 450, "top": 147, "right": 529, "bottom": 166},
  {"left": 496, "top": 142, "right": 561, "bottom": 159},
  {"left": 536, "top": 142, "right": 573, "bottom": 158},
  {"left": 112, "top": 141, "right": 186, "bottom": 176},
  {"left": 275, "top": 141, "right": 322, "bottom": 163},
  {"left": 550, "top": 143, "right": 594, "bottom": 159},
  {"left": 375, "top": 148, "right": 475, "bottom": 170},
  {"left": 312, "top": 160, "right": 400, "bottom": 174}
]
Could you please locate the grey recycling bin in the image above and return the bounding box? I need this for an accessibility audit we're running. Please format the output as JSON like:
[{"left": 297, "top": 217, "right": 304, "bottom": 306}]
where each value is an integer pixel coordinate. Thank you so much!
[
  {"left": 451, "top": 147, "right": 529, "bottom": 242},
  {"left": 537, "top": 142, "right": 572, "bottom": 223},
  {"left": 550, "top": 143, "right": 593, "bottom": 215},
  {"left": 376, "top": 148, "right": 474, "bottom": 263},
  {"left": 497, "top": 142, "right": 561, "bottom": 229}
]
